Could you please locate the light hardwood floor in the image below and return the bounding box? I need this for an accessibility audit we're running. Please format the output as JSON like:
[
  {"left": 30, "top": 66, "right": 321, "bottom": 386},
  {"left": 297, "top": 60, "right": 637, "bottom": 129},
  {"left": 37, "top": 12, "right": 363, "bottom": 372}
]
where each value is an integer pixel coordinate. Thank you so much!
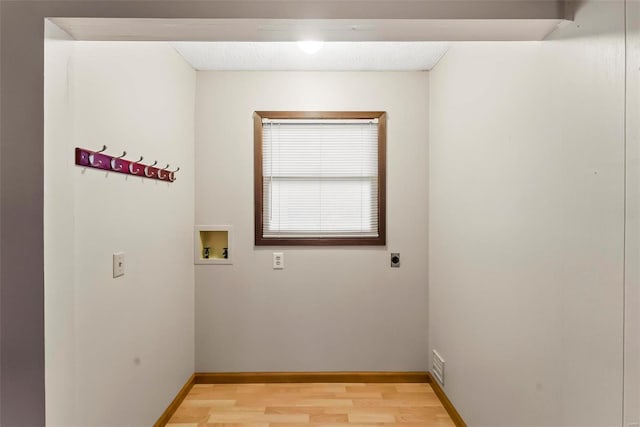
[{"left": 167, "top": 382, "right": 455, "bottom": 426}]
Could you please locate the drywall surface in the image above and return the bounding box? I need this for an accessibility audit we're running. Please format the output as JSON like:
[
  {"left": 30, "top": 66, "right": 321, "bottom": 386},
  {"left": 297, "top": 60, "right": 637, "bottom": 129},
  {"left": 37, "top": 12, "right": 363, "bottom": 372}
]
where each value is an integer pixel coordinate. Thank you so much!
[
  {"left": 429, "top": 2, "right": 625, "bottom": 426},
  {"left": 44, "top": 20, "right": 76, "bottom": 426},
  {"left": 625, "top": 0, "right": 640, "bottom": 424},
  {"left": 44, "top": 39, "right": 195, "bottom": 426},
  {"left": 194, "top": 71, "right": 429, "bottom": 371}
]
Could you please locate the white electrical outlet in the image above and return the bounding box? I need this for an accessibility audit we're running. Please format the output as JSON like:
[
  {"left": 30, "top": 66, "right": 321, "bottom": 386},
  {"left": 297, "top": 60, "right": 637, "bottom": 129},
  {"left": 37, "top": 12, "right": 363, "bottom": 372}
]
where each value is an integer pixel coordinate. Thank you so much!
[
  {"left": 273, "top": 252, "right": 284, "bottom": 269},
  {"left": 113, "top": 252, "right": 125, "bottom": 278}
]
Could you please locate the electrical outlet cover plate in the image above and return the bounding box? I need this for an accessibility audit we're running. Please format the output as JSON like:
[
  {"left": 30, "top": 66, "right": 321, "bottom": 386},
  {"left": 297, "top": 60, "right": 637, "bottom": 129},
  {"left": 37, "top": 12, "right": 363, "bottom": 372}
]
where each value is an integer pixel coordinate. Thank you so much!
[
  {"left": 391, "top": 253, "right": 400, "bottom": 268},
  {"left": 273, "top": 252, "right": 284, "bottom": 269}
]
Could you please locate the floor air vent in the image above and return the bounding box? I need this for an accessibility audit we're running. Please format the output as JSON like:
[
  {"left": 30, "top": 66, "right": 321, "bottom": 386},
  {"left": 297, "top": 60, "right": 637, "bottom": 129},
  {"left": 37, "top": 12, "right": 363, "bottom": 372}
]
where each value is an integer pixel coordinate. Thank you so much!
[{"left": 432, "top": 350, "right": 445, "bottom": 385}]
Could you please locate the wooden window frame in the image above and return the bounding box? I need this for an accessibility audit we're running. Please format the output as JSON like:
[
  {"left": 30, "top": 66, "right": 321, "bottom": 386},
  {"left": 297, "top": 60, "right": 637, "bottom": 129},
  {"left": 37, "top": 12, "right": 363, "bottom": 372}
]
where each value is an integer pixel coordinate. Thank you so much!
[{"left": 254, "top": 111, "right": 387, "bottom": 246}]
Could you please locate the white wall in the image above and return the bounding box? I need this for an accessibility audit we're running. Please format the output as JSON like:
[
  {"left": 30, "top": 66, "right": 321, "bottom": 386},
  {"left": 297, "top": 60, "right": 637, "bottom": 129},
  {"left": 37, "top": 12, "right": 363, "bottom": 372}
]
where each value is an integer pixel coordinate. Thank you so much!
[
  {"left": 44, "top": 37, "right": 196, "bottom": 426},
  {"left": 44, "top": 20, "right": 76, "bottom": 425},
  {"left": 429, "top": 2, "right": 626, "bottom": 426},
  {"left": 625, "top": 1, "right": 640, "bottom": 424},
  {"left": 194, "top": 71, "right": 429, "bottom": 371}
]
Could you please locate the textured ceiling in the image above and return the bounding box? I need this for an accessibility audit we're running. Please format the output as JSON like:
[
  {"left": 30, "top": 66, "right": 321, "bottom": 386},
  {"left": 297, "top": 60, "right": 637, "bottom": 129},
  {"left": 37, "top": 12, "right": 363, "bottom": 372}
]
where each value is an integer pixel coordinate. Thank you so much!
[{"left": 171, "top": 42, "right": 451, "bottom": 71}]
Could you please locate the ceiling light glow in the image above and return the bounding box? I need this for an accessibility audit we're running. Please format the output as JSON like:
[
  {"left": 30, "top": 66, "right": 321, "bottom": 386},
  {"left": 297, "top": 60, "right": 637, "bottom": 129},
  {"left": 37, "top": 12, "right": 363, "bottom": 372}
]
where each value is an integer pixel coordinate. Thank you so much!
[{"left": 297, "top": 40, "right": 324, "bottom": 55}]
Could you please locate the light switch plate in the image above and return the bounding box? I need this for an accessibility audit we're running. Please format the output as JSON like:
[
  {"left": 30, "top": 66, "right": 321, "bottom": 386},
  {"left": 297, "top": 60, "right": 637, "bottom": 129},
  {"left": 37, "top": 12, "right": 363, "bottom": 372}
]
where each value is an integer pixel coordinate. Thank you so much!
[
  {"left": 113, "top": 252, "right": 125, "bottom": 278},
  {"left": 273, "top": 252, "right": 284, "bottom": 269}
]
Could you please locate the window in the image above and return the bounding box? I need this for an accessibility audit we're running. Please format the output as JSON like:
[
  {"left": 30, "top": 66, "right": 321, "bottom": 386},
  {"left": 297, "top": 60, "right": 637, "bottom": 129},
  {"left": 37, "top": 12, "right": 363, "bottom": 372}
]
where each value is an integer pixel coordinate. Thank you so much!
[{"left": 254, "top": 111, "right": 386, "bottom": 246}]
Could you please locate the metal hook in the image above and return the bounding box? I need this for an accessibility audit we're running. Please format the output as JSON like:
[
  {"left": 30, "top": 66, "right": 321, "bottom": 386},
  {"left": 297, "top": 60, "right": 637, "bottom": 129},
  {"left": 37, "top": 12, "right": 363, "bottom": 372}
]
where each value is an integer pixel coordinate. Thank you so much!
[
  {"left": 169, "top": 166, "right": 180, "bottom": 182},
  {"left": 144, "top": 160, "right": 158, "bottom": 177},
  {"left": 89, "top": 145, "right": 107, "bottom": 167},
  {"left": 110, "top": 151, "right": 127, "bottom": 171},
  {"left": 128, "top": 156, "right": 144, "bottom": 174},
  {"left": 158, "top": 164, "right": 171, "bottom": 180}
]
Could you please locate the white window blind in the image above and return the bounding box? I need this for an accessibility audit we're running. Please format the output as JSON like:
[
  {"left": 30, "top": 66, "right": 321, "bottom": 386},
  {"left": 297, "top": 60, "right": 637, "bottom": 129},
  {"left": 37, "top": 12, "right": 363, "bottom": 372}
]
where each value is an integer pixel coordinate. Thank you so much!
[{"left": 262, "top": 118, "right": 379, "bottom": 238}]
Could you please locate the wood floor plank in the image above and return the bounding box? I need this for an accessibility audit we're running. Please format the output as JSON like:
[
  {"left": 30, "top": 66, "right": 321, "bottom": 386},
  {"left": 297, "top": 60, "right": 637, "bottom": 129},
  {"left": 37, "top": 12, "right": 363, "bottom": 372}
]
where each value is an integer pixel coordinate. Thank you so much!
[
  {"left": 333, "top": 392, "right": 383, "bottom": 398},
  {"left": 395, "top": 383, "right": 433, "bottom": 392},
  {"left": 168, "top": 382, "right": 455, "bottom": 426},
  {"left": 347, "top": 411, "right": 396, "bottom": 423},
  {"left": 309, "top": 413, "right": 350, "bottom": 423},
  {"left": 265, "top": 407, "right": 327, "bottom": 415},
  {"left": 207, "top": 423, "right": 269, "bottom": 427},
  {"left": 167, "top": 405, "right": 211, "bottom": 423},
  {"left": 181, "top": 400, "right": 237, "bottom": 407},
  {"left": 295, "top": 399, "right": 354, "bottom": 407},
  {"left": 382, "top": 392, "right": 440, "bottom": 400}
]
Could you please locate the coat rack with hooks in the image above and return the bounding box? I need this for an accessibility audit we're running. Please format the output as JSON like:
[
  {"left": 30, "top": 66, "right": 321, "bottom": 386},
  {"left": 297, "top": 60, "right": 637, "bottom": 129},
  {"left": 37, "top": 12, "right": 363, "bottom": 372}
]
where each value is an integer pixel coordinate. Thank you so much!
[{"left": 75, "top": 146, "right": 180, "bottom": 182}]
